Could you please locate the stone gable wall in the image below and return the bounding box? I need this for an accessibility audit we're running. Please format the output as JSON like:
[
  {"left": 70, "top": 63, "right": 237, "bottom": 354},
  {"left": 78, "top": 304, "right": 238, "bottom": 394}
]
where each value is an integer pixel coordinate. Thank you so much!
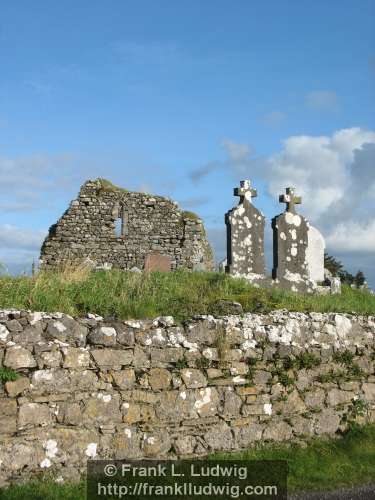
[
  {"left": 40, "top": 179, "right": 213, "bottom": 271},
  {"left": 0, "top": 309, "right": 374, "bottom": 486}
]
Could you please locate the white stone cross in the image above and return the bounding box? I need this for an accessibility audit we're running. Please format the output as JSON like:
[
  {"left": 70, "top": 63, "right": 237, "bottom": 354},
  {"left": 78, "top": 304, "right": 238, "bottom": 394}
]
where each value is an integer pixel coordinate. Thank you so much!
[{"left": 234, "top": 180, "right": 257, "bottom": 203}]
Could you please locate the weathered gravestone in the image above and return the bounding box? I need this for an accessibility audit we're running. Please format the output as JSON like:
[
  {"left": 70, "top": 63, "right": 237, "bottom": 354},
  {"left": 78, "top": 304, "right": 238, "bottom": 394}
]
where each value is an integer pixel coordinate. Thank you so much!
[
  {"left": 272, "top": 187, "right": 314, "bottom": 292},
  {"left": 306, "top": 225, "right": 325, "bottom": 283},
  {"left": 225, "top": 180, "right": 265, "bottom": 280},
  {"left": 144, "top": 253, "right": 172, "bottom": 272}
]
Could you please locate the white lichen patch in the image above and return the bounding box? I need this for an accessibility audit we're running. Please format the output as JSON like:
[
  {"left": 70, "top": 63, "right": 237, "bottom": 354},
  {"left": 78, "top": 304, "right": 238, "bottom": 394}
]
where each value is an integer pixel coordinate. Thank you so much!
[
  {"left": 124, "top": 428, "right": 132, "bottom": 439},
  {"left": 194, "top": 388, "right": 212, "bottom": 409},
  {"left": 97, "top": 393, "right": 112, "bottom": 403},
  {"left": 285, "top": 212, "right": 302, "bottom": 226},
  {"left": 284, "top": 270, "right": 303, "bottom": 282},
  {"left": 232, "top": 376, "right": 246, "bottom": 384},
  {"left": 53, "top": 321, "right": 67, "bottom": 333},
  {"left": 280, "top": 232, "right": 286, "bottom": 240},
  {"left": 0, "top": 325, "right": 9, "bottom": 342},
  {"left": 44, "top": 439, "right": 58, "bottom": 458},
  {"left": 264, "top": 403, "right": 273, "bottom": 416},
  {"left": 335, "top": 315, "right": 352, "bottom": 337},
  {"left": 100, "top": 327, "right": 116, "bottom": 337},
  {"left": 179, "top": 391, "right": 187, "bottom": 400},
  {"left": 40, "top": 458, "right": 52, "bottom": 468},
  {"left": 85, "top": 443, "right": 98, "bottom": 458}
]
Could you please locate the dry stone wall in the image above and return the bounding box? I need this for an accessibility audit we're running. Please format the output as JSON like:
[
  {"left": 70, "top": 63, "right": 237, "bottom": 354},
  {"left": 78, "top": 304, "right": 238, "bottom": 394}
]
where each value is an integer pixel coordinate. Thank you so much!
[
  {"left": 0, "top": 309, "right": 375, "bottom": 486},
  {"left": 40, "top": 179, "right": 213, "bottom": 272}
]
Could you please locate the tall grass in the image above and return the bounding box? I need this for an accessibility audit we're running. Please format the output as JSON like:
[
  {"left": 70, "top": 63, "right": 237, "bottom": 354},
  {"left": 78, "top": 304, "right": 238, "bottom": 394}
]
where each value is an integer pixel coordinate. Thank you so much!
[{"left": 0, "top": 268, "right": 374, "bottom": 320}]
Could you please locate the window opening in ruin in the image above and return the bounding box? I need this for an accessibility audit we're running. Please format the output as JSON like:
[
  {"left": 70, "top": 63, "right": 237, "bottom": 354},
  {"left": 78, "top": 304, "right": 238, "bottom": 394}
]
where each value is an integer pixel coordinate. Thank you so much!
[
  {"left": 115, "top": 207, "right": 127, "bottom": 237},
  {"left": 115, "top": 217, "right": 122, "bottom": 237}
]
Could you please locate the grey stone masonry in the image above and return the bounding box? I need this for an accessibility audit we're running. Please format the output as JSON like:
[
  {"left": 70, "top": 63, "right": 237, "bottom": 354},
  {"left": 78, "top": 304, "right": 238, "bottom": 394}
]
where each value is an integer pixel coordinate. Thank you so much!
[
  {"left": 0, "top": 309, "right": 374, "bottom": 486},
  {"left": 225, "top": 180, "right": 265, "bottom": 280},
  {"left": 40, "top": 179, "right": 213, "bottom": 272},
  {"left": 272, "top": 187, "right": 314, "bottom": 293}
]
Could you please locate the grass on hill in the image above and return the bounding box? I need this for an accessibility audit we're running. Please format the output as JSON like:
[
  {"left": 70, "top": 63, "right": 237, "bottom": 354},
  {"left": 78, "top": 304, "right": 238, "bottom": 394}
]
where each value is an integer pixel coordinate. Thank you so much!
[
  {"left": 0, "top": 268, "right": 374, "bottom": 321},
  {"left": 1, "top": 425, "right": 374, "bottom": 499}
]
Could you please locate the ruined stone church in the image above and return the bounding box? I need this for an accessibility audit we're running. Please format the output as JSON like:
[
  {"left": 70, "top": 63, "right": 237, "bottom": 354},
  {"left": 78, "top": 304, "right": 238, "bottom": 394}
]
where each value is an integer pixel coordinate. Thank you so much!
[{"left": 40, "top": 179, "right": 214, "bottom": 272}]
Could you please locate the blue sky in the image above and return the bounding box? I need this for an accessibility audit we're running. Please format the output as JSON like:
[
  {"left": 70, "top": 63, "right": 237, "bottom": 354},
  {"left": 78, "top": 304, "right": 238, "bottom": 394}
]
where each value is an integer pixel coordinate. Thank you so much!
[{"left": 0, "top": 1, "right": 374, "bottom": 286}]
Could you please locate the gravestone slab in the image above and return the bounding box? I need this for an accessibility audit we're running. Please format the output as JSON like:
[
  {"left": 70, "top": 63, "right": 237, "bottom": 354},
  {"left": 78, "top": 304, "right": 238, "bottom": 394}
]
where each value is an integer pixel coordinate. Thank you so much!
[
  {"left": 272, "top": 187, "right": 313, "bottom": 293},
  {"left": 306, "top": 225, "right": 325, "bottom": 283},
  {"left": 225, "top": 180, "right": 265, "bottom": 280},
  {"left": 144, "top": 253, "right": 171, "bottom": 272}
]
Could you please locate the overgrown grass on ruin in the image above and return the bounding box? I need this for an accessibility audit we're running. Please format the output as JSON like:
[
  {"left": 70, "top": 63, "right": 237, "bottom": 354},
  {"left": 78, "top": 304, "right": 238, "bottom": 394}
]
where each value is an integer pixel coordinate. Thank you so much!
[
  {"left": 1, "top": 424, "right": 374, "bottom": 499},
  {"left": 0, "top": 267, "right": 375, "bottom": 321}
]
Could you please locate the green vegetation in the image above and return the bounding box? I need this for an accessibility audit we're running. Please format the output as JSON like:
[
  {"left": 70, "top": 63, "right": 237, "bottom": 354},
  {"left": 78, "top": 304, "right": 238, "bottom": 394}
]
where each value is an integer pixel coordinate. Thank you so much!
[
  {"left": 324, "top": 253, "right": 367, "bottom": 287},
  {"left": 1, "top": 425, "right": 374, "bottom": 498},
  {"left": 0, "top": 367, "right": 19, "bottom": 383},
  {"left": 0, "top": 480, "right": 86, "bottom": 500},
  {"left": 214, "top": 424, "right": 375, "bottom": 493},
  {"left": 333, "top": 349, "right": 364, "bottom": 378},
  {"left": 0, "top": 269, "right": 375, "bottom": 321},
  {"left": 181, "top": 210, "right": 201, "bottom": 221},
  {"left": 96, "top": 178, "right": 128, "bottom": 195}
]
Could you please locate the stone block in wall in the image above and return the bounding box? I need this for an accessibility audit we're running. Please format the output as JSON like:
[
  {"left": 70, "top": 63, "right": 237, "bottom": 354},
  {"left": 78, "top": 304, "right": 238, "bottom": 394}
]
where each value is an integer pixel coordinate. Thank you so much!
[
  {"left": 204, "top": 422, "right": 233, "bottom": 451},
  {"left": 142, "top": 432, "right": 172, "bottom": 457},
  {"left": 174, "top": 435, "right": 196, "bottom": 455},
  {"left": 223, "top": 389, "right": 243, "bottom": 416},
  {"left": 56, "top": 403, "right": 82, "bottom": 426},
  {"left": 38, "top": 350, "right": 63, "bottom": 369},
  {"left": 0, "top": 400, "right": 17, "bottom": 434},
  {"left": 263, "top": 421, "right": 293, "bottom": 441},
  {"left": 70, "top": 369, "right": 98, "bottom": 391},
  {"left": 193, "top": 387, "right": 220, "bottom": 417},
  {"left": 272, "top": 390, "right": 306, "bottom": 415},
  {"left": 233, "top": 423, "right": 263, "bottom": 447},
  {"left": 304, "top": 388, "right": 325, "bottom": 408},
  {"left": 91, "top": 349, "right": 133, "bottom": 369},
  {"left": 315, "top": 408, "right": 341, "bottom": 435},
  {"left": 181, "top": 369, "right": 207, "bottom": 389},
  {"left": 18, "top": 403, "right": 53, "bottom": 429},
  {"left": 113, "top": 427, "right": 142, "bottom": 459},
  {"left": 31, "top": 369, "right": 71, "bottom": 394},
  {"left": 154, "top": 390, "right": 194, "bottom": 421},
  {"left": 4, "top": 346, "right": 36, "bottom": 369},
  {"left": 62, "top": 347, "right": 90, "bottom": 369},
  {"left": 111, "top": 369, "right": 136, "bottom": 389},
  {"left": 326, "top": 389, "right": 355, "bottom": 407},
  {"left": 13, "top": 325, "right": 43, "bottom": 344},
  {"left": 133, "top": 346, "right": 150, "bottom": 369},
  {"left": 150, "top": 347, "right": 184, "bottom": 366},
  {"left": 289, "top": 415, "right": 315, "bottom": 436},
  {"left": 5, "top": 377, "right": 30, "bottom": 398},
  {"left": 88, "top": 327, "right": 117, "bottom": 346},
  {"left": 148, "top": 368, "right": 172, "bottom": 390},
  {"left": 363, "top": 383, "right": 375, "bottom": 401},
  {"left": 81, "top": 393, "right": 121, "bottom": 426}
]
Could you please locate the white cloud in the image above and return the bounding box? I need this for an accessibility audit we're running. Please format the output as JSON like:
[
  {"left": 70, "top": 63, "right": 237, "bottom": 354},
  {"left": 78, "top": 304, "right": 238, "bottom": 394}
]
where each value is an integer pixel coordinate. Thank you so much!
[
  {"left": 326, "top": 220, "right": 375, "bottom": 252},
  {"left": 196, "top": 128, "right": 375, "bottom": 264},
  {"left": 260, "top": 111, "right": 286, "bottom": 127},
  {"left": 221, "top": 139, "right": 252, "bottom": 162},
  {"left": 0, "top": 225, "right": 46, "bottom": 251},
  {"left": 306, "top": 90, "right": 338, "bottom": 112}
]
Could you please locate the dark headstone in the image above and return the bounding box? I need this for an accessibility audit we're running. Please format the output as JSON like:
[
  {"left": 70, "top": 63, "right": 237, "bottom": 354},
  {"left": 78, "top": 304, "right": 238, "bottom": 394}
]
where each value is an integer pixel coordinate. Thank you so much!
[
  {"left": 272, "top": 187, "right": 312, "bottom": 292},
  {"left": 225, "top": 180, "right": 265, "bottom": 280},
  {"left": 144, "top": 253, "right": 172, "bottom": 272}
]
